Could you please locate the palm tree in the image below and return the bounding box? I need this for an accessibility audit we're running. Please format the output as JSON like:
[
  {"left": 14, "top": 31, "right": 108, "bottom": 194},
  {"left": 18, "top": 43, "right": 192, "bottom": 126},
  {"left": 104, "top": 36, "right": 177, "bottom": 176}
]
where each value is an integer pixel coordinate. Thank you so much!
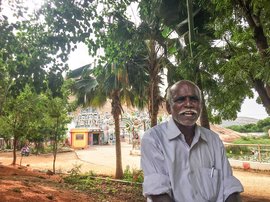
[
  {"left": 133, "top": 16, "right": 173, "bottom": 127},
  {"left": 67, "top": 62, "right": 137, "bottom": 179},
  {"left": 138, "top": 0, "right": 214, "bottom": 128},
  {"left": 145, "top": 39, "right": 165, "bottom": 127}
]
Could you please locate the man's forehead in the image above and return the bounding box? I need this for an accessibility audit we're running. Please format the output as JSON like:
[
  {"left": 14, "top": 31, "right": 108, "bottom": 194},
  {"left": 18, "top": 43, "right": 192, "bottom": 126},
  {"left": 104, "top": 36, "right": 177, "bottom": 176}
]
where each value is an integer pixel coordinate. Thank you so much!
[{"left": 172, "top": 82, "right": 199, "bottom": 95}]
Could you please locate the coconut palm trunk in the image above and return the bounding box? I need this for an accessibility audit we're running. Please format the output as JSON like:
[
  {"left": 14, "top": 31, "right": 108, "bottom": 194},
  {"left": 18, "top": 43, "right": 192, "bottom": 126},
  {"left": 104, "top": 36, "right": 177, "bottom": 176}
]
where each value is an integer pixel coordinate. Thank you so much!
[
  {"left": 186, "top": 0, "right": 210, "bottom": 129},
  {"left": 148, "top": 40, "right": 162, "bottom": 127},
  {"left": 111, "top": 90, "right": 123, "bottom": 179}
]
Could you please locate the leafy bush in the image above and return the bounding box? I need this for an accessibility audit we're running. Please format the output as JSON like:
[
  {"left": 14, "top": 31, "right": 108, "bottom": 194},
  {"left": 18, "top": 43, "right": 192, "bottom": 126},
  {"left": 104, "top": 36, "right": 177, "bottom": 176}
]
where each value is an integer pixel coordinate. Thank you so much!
[
  {"left": 228, "top": 124, "right": 260, "bottom": 133},
  {"left": 123, "top": 166, "right": 144, "bottom": 183},
  {"left": 225, "top": 145, "right": 250, "bottom": 156},
  {"left": 68, "top": 164, "right": 82, "bottom": 177}
]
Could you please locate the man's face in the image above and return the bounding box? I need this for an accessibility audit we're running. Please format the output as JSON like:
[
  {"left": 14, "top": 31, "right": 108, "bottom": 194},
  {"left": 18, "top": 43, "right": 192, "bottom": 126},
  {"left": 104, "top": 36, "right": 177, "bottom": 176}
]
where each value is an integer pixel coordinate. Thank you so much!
[{"left": 167, "top": 82, "right": 201, "bottom": 126}]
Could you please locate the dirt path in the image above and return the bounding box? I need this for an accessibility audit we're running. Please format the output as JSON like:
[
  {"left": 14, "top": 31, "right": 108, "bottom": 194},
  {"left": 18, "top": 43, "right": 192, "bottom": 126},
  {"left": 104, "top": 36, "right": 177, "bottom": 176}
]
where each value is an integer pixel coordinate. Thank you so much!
[
  {"left": 233, "top": 169, "right": 270, "bottom": 201},
  {"left": 1, "top": 145, "right": 270, "bottom": 201}
]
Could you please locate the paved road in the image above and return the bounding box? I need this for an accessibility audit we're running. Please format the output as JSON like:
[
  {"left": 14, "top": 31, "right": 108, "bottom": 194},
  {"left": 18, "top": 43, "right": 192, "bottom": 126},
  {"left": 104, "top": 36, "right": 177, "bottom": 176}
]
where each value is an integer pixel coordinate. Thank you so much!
[{"left": 1, "top": 142, "right": 270, "bottom": 201}]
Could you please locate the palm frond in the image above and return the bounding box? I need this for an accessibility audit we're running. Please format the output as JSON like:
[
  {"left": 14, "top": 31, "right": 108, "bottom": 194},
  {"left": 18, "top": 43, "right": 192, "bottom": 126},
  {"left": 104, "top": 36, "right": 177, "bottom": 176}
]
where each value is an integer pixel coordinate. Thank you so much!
[{"left": 66, "top": 64, "right": 91, "bottom": 79}]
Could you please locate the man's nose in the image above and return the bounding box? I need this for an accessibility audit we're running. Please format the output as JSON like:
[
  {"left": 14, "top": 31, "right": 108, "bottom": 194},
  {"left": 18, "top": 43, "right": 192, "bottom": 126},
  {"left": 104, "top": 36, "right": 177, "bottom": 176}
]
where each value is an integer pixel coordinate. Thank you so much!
[{"left": 185, "top": 97, "right": 192, "bottom": 107}]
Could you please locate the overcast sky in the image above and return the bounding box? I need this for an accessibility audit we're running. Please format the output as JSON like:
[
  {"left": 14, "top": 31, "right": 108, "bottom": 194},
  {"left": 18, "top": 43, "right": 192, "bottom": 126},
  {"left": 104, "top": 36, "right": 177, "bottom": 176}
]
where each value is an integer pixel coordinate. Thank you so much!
[{"left": 238, "top": 94, "right": 268, "bottom": 120}]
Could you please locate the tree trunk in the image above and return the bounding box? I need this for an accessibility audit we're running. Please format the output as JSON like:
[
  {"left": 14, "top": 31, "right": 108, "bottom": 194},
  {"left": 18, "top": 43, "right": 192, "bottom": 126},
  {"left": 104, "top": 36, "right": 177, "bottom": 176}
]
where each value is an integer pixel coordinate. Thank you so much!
[
  {"left": 12, "top": 137, "right": 17, "bottom": 165},
  {"left": 186, "top": 0, "right": 210, "bottom": 128},
  {"left": 253, "top": 79, "right": 270, "bottom": 114},
  {"left": 239, "top": 1, "right": 269, "bottom": 57},
  {"left": 197, "top": 76, "right": 210, "bottom": 129},
  {"left": 148, "top": 40, "right": 161, "bottom": 127},
  {"left": 150, "top": 81, "right": 160, "bottom": 127},
  {"left": 53, "top": 151, "right": 56, "bottom": 174},
  {"left": 200, "top": 94, "right": 210, "bottom": 129},
  {"left": 111, "top": 90, "right": 123, "bottom": 179},
  {"left": 52, "top": 137, "right": 57, "bottom": 174},
  {"left": 52, "top": 118, "right": 59, "bottom": 174},
  {"left": 113, "top": 111, "right": 123, "bottom": 179}
]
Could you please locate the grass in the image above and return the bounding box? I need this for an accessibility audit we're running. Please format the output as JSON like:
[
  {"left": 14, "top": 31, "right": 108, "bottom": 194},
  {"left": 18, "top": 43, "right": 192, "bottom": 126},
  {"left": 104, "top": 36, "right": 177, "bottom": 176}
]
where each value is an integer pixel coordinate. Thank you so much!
[
  {"left": 233, "top": 135, "right": 270, "bottom": 145},
  {"left": 64, "top": 174, "right": 144, "bottom": 201}
]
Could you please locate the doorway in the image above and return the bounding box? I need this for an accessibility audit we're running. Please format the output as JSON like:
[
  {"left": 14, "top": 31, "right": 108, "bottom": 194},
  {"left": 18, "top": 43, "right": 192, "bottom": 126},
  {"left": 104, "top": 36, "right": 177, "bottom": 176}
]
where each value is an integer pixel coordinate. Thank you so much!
[{"left": 93, "top": 134, "right": 99, "bottom": 145}]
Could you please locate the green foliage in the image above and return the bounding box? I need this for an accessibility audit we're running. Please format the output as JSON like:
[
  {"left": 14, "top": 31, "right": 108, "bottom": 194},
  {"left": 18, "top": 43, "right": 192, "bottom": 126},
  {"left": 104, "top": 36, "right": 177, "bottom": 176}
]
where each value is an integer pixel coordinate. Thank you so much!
[
  {"left": 209, "top": 0, "right": 270, "bottom": 114},
  {"left": 123, "top": 166, "right": 144, "bottom": 183},
  {"left": 257, "top": 117, "right": 270, "bottom": 132},
  {"left": 228, "top": 124, "right": 261, "bottom": 133},
  {"left": 68, "top": 164, "right": 82, "bottom": 177},
  {"left": 63, "top": 173, "right": 144, "bottom": 201},
  {"left": 225, "top": 139, "right": 270, "bottom": 163},
  {"left": 228, "top": 117, "right": 270, "bottom": 133},
  {"left": 233, "top": 136, "right": 270, "bottom": 145},
  {"left": 225, "top": 145, "right": 250, "bottom": 158}
]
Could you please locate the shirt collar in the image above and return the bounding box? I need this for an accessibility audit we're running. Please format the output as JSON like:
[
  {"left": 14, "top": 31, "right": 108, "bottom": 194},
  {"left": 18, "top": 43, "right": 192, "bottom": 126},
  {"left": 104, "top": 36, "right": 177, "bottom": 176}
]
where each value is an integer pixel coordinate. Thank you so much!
[
  {"left": 195, "top": 126, "right": 208, "bottom": 142},
  {"left": 166, "top": 117, "right": 208, "bottom": 143},
  {"left": 166, "top": 116, "right": 181, "bottom": 140}
]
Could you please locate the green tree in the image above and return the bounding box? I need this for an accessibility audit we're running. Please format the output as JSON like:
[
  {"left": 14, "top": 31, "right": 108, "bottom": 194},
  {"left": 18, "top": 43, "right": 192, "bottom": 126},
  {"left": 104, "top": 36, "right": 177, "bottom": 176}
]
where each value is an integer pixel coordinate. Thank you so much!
[
  {"left": 257, "top": 117, "right": 270, "bottom": 132},
  {"left": 0, "top": 1, "right": 72, "bottom": 164},
  {"left": 1, "top": 85, "right": 41, "bottom": 165},
  {"left": 68, "top": 61, "right": 138, "bottom": 179},
  {"left": 138, "top": 0, "right": 212, "bottom": 127},
  {"left": 37, "top": 0, "right": 269, "bottom": 127},
  {"left": 43, "top": 96, "right": 71, "bottom": 173},
  {"left": 138, "top": 0, "right": 255, "bottom": 124},
  {"left": 209, "top": 0, "right": 270, "bottom": 115}
]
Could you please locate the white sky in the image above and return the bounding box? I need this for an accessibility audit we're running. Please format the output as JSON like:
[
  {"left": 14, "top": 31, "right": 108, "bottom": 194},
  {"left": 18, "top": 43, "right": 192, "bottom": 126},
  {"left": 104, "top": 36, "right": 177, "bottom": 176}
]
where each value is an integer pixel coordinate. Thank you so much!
[
  {"left": 238, "top": 93, "right": 268, "bottom": 120},
  {"left": 67, "top": 43, "right": 94, "bottom": 69}
]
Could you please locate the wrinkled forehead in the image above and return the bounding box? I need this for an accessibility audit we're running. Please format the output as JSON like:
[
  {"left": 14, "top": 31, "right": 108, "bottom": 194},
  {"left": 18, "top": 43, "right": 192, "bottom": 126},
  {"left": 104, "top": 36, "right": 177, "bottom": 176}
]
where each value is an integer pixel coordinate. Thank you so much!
[{"left": 171, "top": 81, "right": 201, "bottom": 98}]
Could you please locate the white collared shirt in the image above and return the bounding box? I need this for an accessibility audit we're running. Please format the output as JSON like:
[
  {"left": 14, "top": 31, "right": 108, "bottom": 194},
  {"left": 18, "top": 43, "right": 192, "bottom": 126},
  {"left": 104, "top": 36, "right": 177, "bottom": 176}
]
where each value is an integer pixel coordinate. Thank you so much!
[{"left": 141, "top": 117, "right": 243, "bottom": 202}]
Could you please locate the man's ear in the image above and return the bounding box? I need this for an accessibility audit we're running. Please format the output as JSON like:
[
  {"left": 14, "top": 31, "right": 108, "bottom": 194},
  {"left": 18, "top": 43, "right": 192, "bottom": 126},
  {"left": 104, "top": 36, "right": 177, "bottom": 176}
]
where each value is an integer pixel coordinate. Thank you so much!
[{"left": 166, "top": 101, "right": 171, "bottom": 114}]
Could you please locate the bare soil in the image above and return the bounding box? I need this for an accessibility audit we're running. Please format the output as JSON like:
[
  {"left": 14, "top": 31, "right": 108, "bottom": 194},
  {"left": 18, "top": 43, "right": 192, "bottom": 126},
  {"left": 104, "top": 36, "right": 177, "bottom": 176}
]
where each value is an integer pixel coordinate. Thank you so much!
[
  {"left": 0, "top": 165, "right": 270, "bottom": 202},
  {"left": 0, "top": 164, "right": 93, "bottom": 202},
  {"left": 0, "top": 165, "right": 144, "bottom": 202}
]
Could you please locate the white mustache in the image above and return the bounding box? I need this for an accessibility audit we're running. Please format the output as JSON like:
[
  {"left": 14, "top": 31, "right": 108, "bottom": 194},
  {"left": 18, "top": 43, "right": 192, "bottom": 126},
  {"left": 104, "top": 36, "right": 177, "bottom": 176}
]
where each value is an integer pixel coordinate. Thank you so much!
[{"left": 179, "top": 109, "right": 198, "bottom": 114}]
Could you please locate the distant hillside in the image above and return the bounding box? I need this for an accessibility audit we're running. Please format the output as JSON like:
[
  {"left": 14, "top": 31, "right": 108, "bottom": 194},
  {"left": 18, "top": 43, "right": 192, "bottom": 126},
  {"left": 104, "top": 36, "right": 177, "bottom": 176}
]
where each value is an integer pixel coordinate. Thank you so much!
[
  {"left": 210, "top": 125, "right": 242, "bottom": 143},
  {"left": 220, "top": 117, "right": 259, "bottom": 127}
]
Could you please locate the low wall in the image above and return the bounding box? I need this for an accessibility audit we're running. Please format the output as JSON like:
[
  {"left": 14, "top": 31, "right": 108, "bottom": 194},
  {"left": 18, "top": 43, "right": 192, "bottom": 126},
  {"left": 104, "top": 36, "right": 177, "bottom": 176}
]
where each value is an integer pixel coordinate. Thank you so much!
[{"left": 229, "top": 159, "right": 270, "bottom": 171}]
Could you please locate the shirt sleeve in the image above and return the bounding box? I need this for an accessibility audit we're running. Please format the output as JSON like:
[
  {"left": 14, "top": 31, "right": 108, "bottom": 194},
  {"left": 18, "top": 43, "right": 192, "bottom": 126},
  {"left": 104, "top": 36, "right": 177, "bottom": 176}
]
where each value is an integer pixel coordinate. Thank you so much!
[
  {"left": 141, "top": 131, "right": 172, "bottom": 198},
  {"left": 221, "top": 144, "right": 244, "bottom": 200}
]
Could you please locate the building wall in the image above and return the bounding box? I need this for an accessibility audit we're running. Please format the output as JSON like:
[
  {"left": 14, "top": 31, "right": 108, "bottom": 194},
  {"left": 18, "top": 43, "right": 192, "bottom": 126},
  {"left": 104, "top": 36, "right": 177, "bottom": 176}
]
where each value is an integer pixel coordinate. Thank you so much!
[{"left": 70, "top": 128, "right": 89, "bottom": 149}]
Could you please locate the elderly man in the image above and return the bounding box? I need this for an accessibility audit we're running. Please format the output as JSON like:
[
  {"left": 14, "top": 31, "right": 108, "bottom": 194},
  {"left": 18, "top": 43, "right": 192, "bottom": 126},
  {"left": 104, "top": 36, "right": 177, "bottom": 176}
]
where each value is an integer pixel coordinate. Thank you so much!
[{"left": 141, "top": 80, "right": 243, "bottom": 202}]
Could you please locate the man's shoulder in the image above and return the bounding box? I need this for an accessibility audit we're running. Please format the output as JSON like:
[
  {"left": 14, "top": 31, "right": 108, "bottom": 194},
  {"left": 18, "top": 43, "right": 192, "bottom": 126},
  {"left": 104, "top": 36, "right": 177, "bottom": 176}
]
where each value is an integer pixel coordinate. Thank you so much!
[
  {"left": 143, "top": 121, "right": 168, "bottom": 138},
  {"left": 198, "top": 125, "right": 216, "bottom": 134}
]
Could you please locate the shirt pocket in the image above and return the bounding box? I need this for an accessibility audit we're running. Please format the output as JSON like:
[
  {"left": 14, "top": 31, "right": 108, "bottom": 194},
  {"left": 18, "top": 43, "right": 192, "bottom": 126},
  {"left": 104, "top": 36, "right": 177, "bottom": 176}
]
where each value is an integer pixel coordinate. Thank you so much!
[{"left": 195, "top": 167, "right": 220, "bottom": 202}]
